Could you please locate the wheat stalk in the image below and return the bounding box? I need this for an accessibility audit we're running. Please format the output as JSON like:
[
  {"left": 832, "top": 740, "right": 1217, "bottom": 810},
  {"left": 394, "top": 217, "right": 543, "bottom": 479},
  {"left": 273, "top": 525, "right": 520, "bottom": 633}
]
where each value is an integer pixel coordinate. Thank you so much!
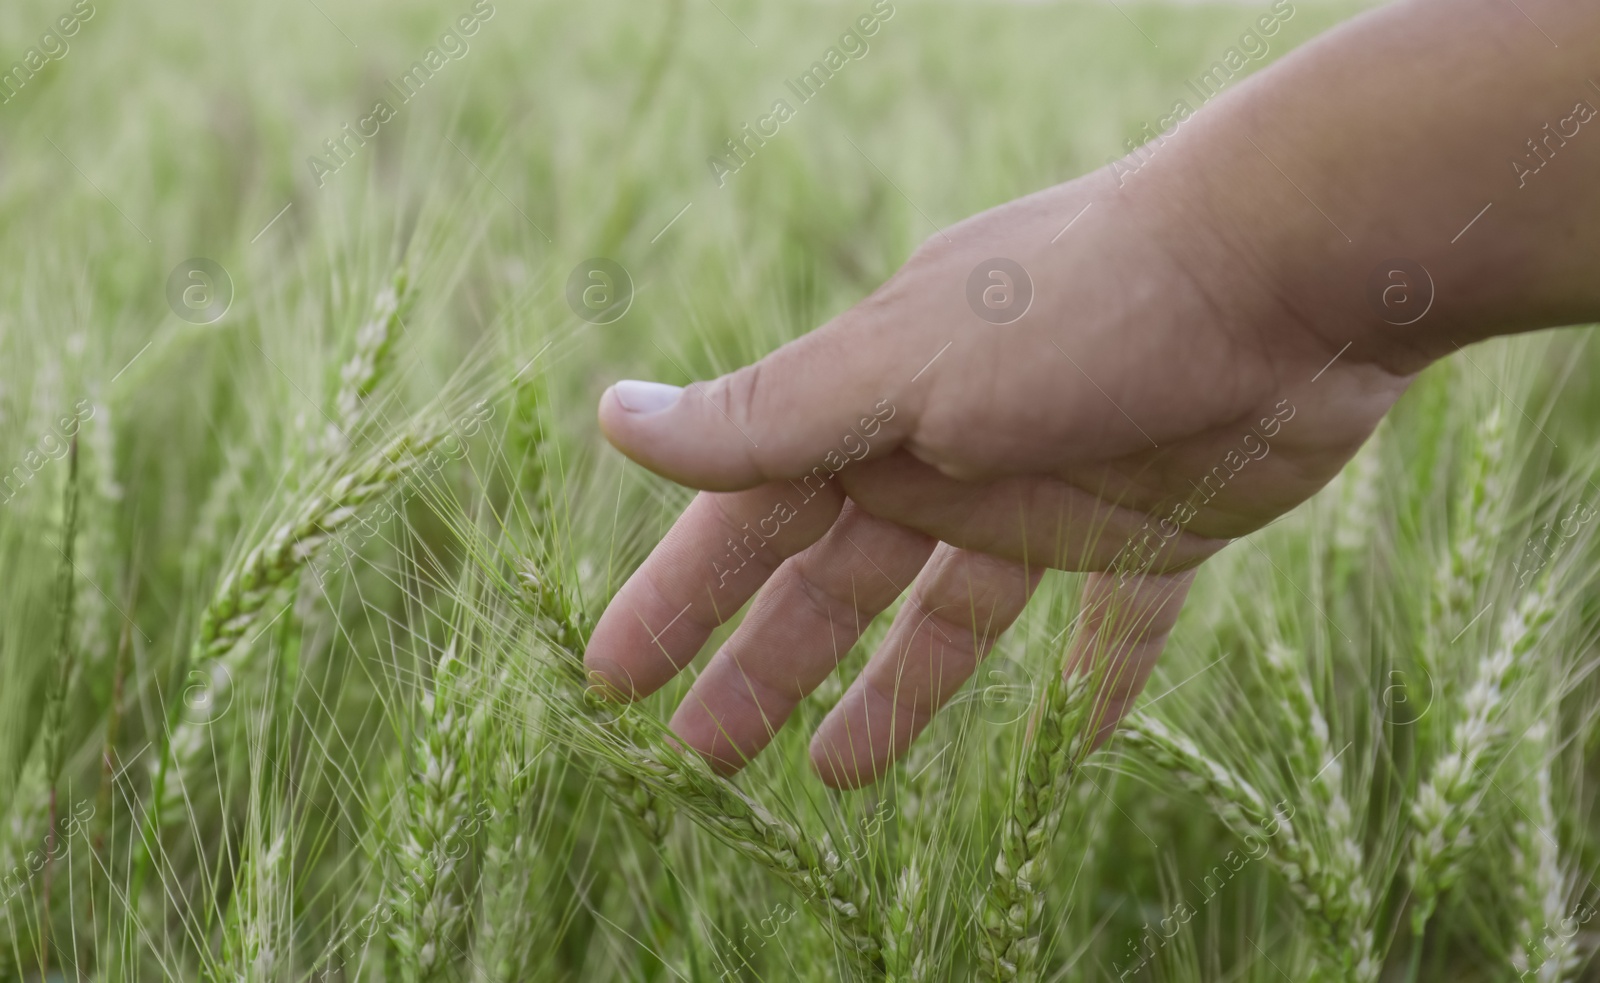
[
  {"left": 981, "top": 670, "right": 1094, "bottom": 982},
  {"left": 514, "top": 562, "right": 881, "bottom": 965},
  {"left": 325, "top": 267, "right": 410, "bottom": 454},
  {"left": 145, "top": 425, "right": 444, "bottom": 849},
  {"left": 470, "top": 716, "right": 550, "bottom": 983},
  {"left": 1119, "top": 715, "right": 1376, "bottom": 968},
  {"left": 1509, "top": 725, "right": 1575, "bottom": 982},
  {"left": 1430, "top": 406, "right": 1507, "bottom": 652},
  {"left": 1261, "top": 642, "right": 1377, "bottom": 981},
  {"left": 388, "top": 640, "right": 484, "bottom": 983},
  {"left": 1409, "top": 572, "right": 1557, "bottom": 933}
]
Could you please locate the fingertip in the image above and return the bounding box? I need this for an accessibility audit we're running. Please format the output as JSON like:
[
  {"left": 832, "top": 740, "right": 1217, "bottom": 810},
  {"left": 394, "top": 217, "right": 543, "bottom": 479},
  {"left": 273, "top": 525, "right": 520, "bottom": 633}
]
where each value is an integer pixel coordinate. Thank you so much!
[
  {"left": 809, "top": 738, "right": 847, "bottom": 788},
  {"left": 612, "top": 379, "right": 685, "bottom": 415},
  {"left": 667, "top": 700, "right": 751, "bottom": 777},
  {"left": 595, "top": 379, "right": 759, "bottom": 491},
  {"left": 581, "top": 653, "right": 638, "bottom": 703},
  {"left": 808, "top": 730, "right": 877, "bottom": 790},
  {"left": 598, "top": 380, "right": 683, "bottom": 434},
  {"left": 594, "top": 383, "right": 650, "bottom": 457}
]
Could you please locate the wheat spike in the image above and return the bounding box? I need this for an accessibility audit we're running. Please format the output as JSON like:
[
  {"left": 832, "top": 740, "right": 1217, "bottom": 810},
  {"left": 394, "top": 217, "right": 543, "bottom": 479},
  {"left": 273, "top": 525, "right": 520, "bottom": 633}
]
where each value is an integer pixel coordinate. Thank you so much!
[
  {"left": 147, "top": 425, "right": 444, "bottom": 844},
  {"left": 883, "top": 860, "right": 929, "bottom": 983},
  {"left": 219, "top": 826, "right": 288, "bottom": 983},
  {"left": 1334, "top": 427, "right": 1384, "bottom": 559},
  {"left": 1410, "top": 573, "right": 1557, "bottom": 933},
  {"left": 516, "top": 562, "right": 676, "bottom": 843},
  {"left": 325, "top": 267, "right": 410, "bottom": 453},
  {"left": 389, "top": 640, "right": 482, "bottom": 983},
  {"left": 74, "top": 398, "right": 119, "bottom": 668},
  {"left": 1120, "top": 714, "right": 1368, "bottom": 969},
  {"left": 1430, "top": 406, "right": 1507, "bottom": 649},
  {"left": 470, "top": 719, "right": 550, "bottom": 983},
  {"left": 1509, "top": 725, "right": 1575, "bottom": 982},
  {"left": 515, "top": 561, "right": 881, "bottom": 965},
  {"left": 0, "top": 438, "right": 86, "bottom": 969},
  {"left": 1261, "top": 642, "right": 1377, "bottom": 981},
  {"left": 981, "top": 670, "right": 1094, "bottom": 982}
]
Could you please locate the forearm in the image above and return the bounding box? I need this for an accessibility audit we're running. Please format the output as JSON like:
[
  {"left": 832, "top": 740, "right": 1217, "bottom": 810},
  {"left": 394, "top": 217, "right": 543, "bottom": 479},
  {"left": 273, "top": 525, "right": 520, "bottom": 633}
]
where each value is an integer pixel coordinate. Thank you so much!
[{"left": 1131, "top": 0, "right": 1600, "bottom": 374}]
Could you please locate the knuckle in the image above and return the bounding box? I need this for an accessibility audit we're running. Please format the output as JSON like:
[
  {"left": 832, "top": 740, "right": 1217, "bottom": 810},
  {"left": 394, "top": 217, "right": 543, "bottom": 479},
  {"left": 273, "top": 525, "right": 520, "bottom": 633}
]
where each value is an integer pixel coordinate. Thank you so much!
[
  {"left": 715, "top": 362, "right": 764, "bottom": 424},
  {"left": 788, "top": 563, "right": 871, "bottom": 649}
]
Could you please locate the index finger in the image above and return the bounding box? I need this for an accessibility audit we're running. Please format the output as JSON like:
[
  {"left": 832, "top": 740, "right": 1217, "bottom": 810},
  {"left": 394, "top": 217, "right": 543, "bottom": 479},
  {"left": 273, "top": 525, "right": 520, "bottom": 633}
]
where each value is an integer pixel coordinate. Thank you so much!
[{"left": 584, "top": 479, "right": 847, "bottom": 700}]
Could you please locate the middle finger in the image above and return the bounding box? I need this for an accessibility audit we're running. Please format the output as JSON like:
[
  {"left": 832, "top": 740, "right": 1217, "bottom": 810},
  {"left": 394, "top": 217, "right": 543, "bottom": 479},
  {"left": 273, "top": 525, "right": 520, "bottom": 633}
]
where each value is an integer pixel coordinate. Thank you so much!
[{"left": 669, "top": 502, "right": 936, "bottom": 773}]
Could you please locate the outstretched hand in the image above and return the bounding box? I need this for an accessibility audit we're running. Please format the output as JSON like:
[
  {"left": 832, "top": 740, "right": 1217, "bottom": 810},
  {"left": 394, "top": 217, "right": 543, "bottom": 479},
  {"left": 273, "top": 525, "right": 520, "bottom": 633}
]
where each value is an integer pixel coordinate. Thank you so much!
[
  {"left": 579, "top": 0, "right": 1600, "bottom": 788},
  {"left": 581, "top": 164, "right": 1412, "bottom": 787}
]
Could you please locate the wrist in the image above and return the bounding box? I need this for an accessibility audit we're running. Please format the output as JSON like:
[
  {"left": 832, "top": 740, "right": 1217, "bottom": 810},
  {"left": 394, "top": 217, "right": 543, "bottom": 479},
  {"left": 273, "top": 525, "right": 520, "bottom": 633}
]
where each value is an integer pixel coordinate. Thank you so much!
[{"left": 1108, "top": 0, "right": 1600, "bottom": 378}]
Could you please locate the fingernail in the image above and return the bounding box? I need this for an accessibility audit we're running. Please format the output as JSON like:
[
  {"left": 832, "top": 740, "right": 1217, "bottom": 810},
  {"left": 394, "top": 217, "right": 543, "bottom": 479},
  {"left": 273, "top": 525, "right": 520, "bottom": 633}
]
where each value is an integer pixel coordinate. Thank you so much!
[{"left": 613, "top": 380, "right": 683, "bottom": 414}]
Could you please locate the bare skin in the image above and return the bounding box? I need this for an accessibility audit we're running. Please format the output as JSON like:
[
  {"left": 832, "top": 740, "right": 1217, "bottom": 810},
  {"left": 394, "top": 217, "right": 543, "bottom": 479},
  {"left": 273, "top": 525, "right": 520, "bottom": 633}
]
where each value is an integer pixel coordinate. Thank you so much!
[{"left": 583, "top": 0, "right": 1600, "bottom": 788}]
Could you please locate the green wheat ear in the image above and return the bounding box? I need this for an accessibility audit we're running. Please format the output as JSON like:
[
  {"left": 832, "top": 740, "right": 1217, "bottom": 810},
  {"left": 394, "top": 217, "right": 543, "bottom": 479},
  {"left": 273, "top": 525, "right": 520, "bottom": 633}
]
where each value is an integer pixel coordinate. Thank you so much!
[
  {"left": 514, "top": 560, "right": 884, "bottom": 968},
  {"left": 470, "top": 681, "right": 554, "bottom": 983},
  {"left": 0, "top": 438, "right": 82, "bottom": 970},
  {"left": 145, "top": 424, "right": 445, "bottom": 854},
  {"left": 388, "top": 639, "right": 482, "bottom": 983},
  {"left": 41, "top": 437, "right": 81, "bottom": 787},
  {"left": 980, "top": 669, "right": 1093, "bottom": 983},
  {"left": 1429, "top": 404, "right": 1507, "bottom": 654},
  {"left": 1508, "top": 724, "right": 1576, "bottom": 983},
  {"left": 515, "top": 561, "right": 676, "bottom": 842},
  {"left": 1260, "top": 641, "right": 1377, "bottom": 981},
  {"left": 327, "top": 266, "right": 412, "bottom": 453},
  {"left": 1409, "top": 570, "right": 1559, "bottom": 936},
  {"left": 1119, "top": 714, "right": 1366, "bottom": 970}
]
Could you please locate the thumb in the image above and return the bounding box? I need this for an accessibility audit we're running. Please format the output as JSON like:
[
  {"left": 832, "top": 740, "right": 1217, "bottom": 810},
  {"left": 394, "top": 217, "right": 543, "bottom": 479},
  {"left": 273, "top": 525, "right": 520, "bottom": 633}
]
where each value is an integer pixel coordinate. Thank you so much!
[{"left": 597, "top": 317, "right": 920, "bottom": 491}]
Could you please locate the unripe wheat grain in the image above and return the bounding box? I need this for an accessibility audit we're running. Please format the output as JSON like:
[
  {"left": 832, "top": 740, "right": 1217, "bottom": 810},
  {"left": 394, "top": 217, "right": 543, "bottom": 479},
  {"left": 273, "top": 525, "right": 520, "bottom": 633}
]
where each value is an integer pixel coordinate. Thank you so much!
[
  {"left": 981, "top": 670, "right": 1093, "bottom": 983},
  {"left": 1261, "top": 642, "right": 1377, "bottom": 981},
  {"left": 515, "top": 561, "right": 883, "bottom": 966},
  {"left": 1509, "top": 725, "right": 1575, "bottom": 982},
  {"left": 146, "top": 426, "right": 445, "bottom": 848},
  {"left": 389, "top": 640, "right": 484, "bottom": 983},
  {"left": 1409, "top": 572, "right": 1557, "bottom": 934}
]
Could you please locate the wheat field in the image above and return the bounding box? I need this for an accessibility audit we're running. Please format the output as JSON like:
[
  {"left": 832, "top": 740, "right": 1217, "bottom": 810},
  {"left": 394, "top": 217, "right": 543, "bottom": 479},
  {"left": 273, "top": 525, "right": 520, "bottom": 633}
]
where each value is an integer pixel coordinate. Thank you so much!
[{"left": 3, "top": 0, "right": 1600, "bottom": 980}]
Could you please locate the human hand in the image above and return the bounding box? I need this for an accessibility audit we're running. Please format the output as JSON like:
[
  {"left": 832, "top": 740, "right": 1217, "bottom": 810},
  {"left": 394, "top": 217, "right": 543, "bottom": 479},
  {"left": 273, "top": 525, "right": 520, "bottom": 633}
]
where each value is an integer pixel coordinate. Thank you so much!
[
  {"left": 581, "top": 0, "right": 1600, "bottom": 789},
  {"left": 582, "top": 162, "right": 1414, "bottom": 788}
]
